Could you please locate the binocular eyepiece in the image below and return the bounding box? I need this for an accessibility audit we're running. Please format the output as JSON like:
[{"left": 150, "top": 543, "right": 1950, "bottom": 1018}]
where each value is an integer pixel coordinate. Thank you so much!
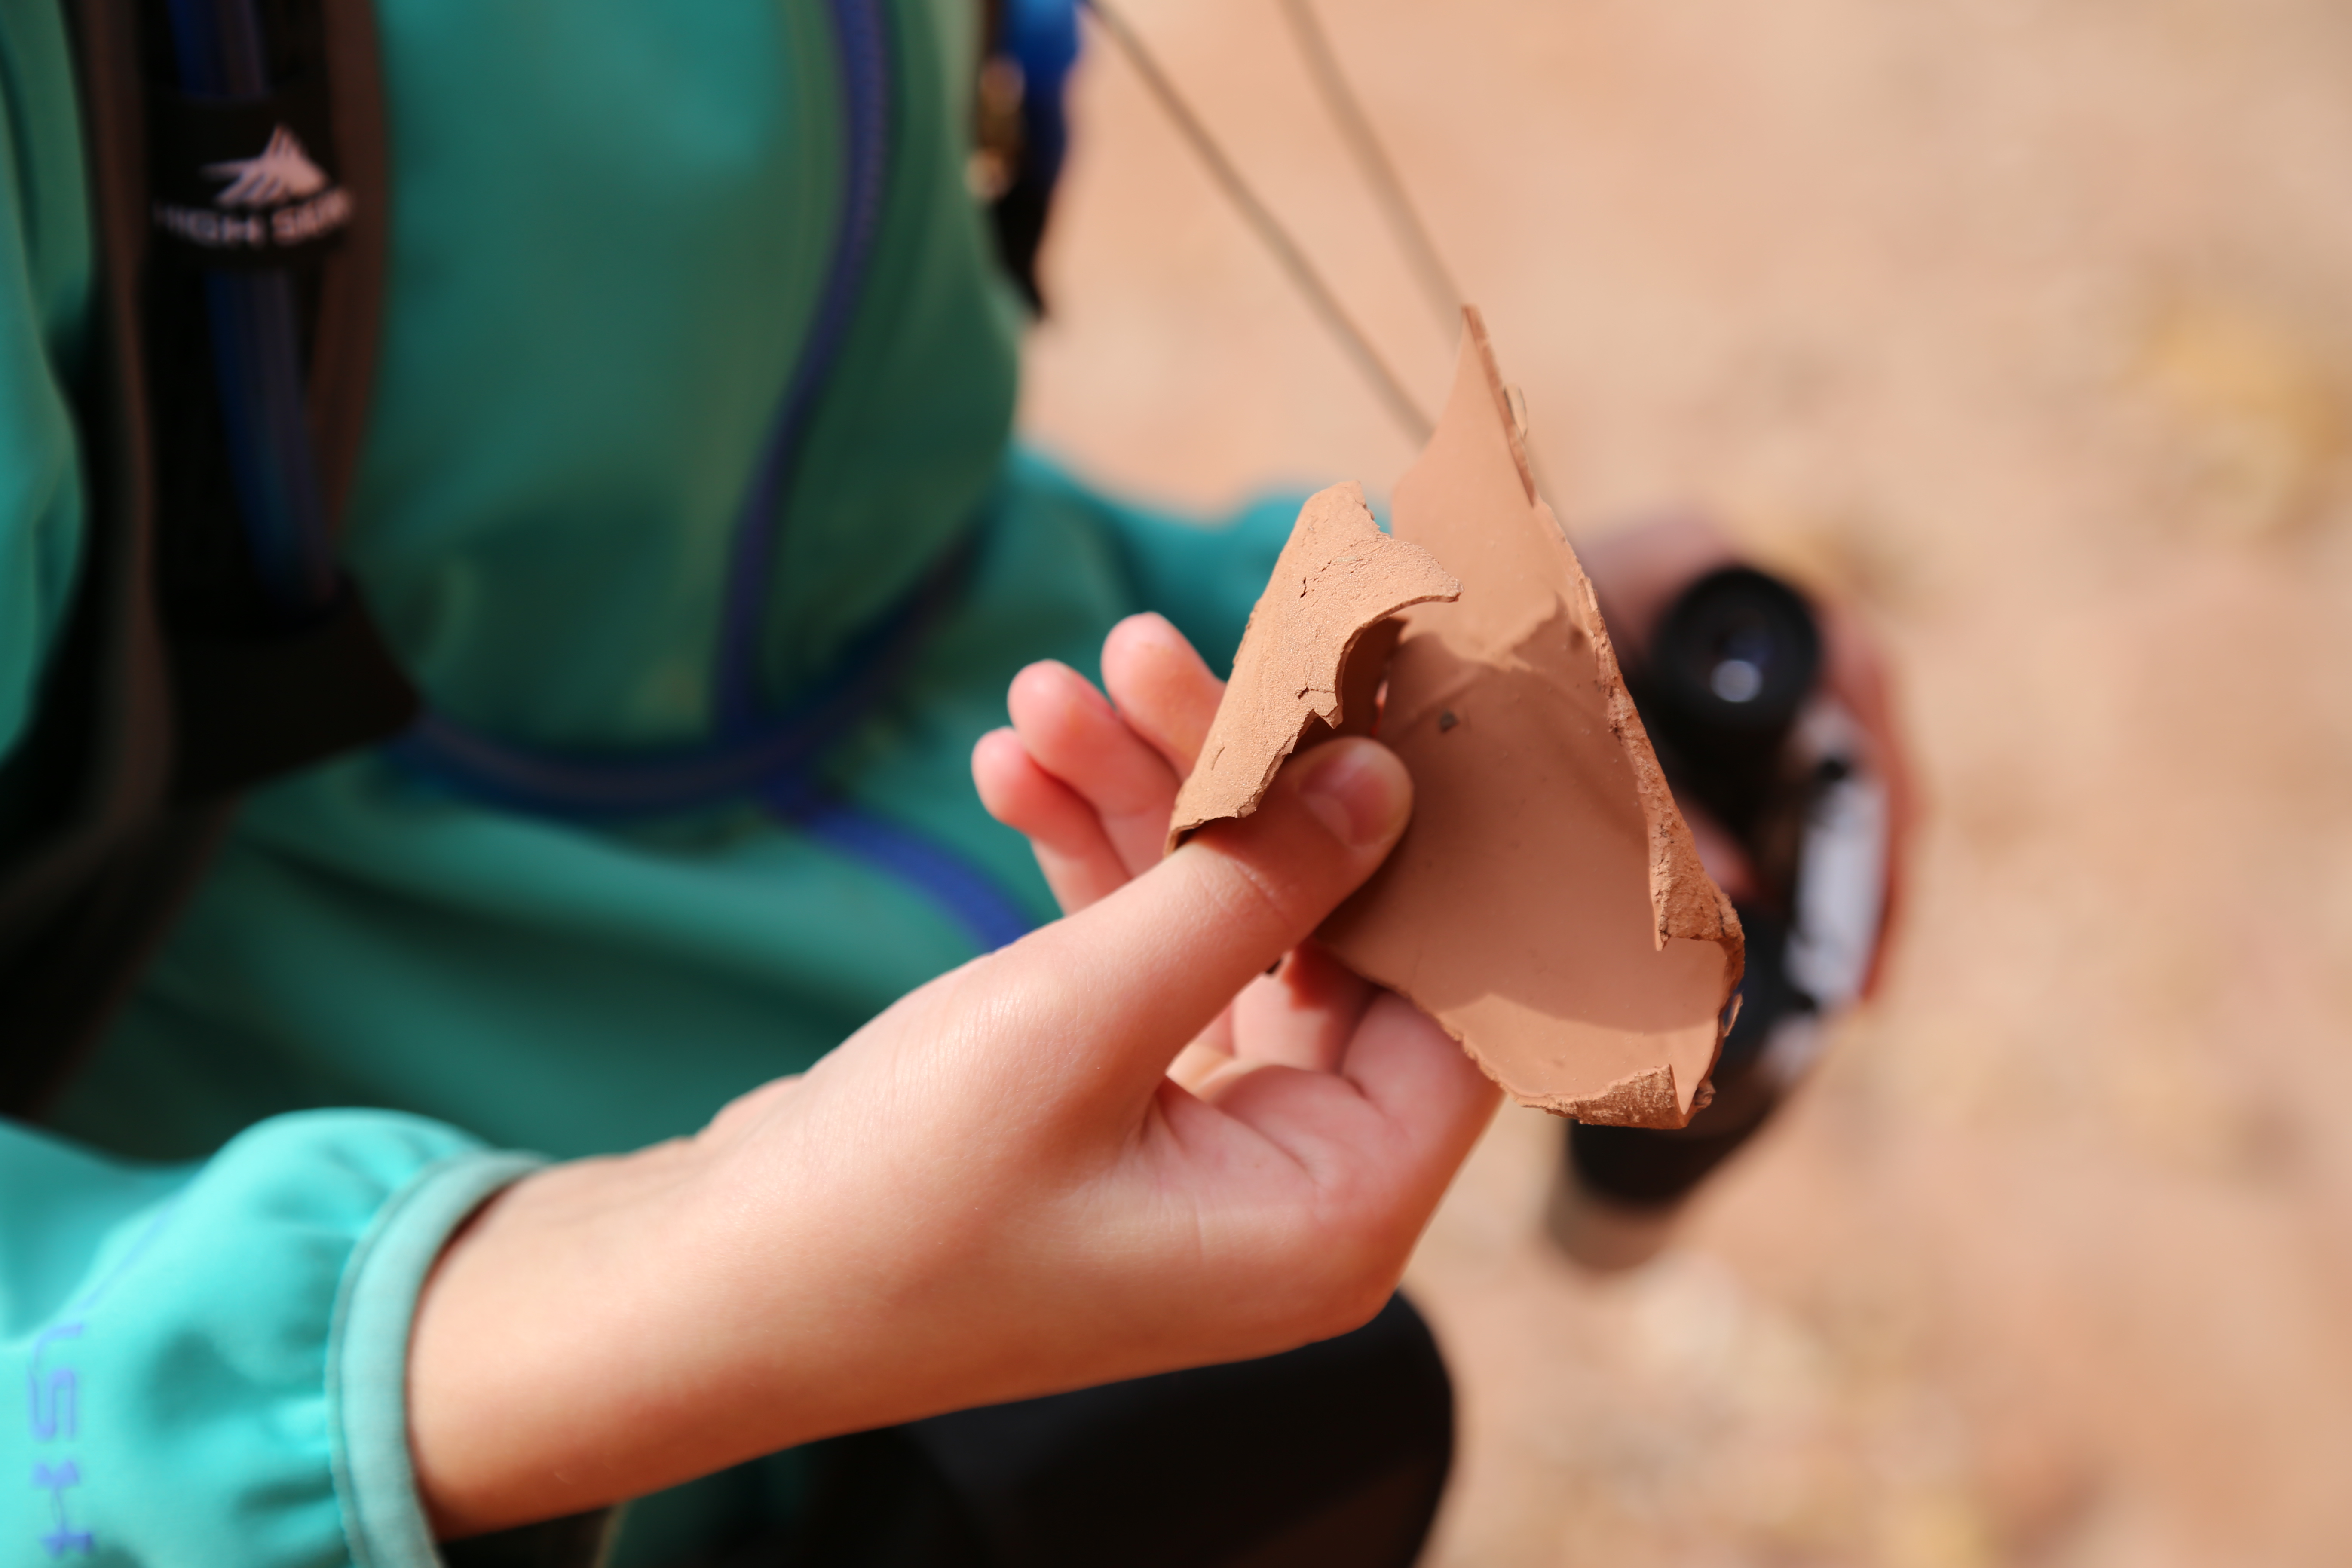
[{"left": 1626, "top": 565, "right": 1823, "bottom": 843}]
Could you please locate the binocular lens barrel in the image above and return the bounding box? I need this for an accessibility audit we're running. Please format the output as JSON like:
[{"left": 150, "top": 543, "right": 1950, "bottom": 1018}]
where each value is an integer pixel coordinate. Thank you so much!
[
  {"left": 1629, "top": 566, "right": 1823, "bottom": 837},
  {"left": 1648, "top": 566, "right": 1822, "bottom": 751}
]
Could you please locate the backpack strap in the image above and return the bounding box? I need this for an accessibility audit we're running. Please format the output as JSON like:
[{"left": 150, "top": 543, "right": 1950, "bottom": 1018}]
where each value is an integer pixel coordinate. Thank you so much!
[
  {"left": 0, "top": 0, "right": 407, "bottom": 1113},
  {"left": 309, "top": 0, "right": 390, "bottom": 527}
]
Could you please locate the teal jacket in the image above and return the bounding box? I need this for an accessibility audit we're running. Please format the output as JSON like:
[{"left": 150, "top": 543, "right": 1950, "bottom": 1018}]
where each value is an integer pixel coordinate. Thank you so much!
[{"left": 0, "top": 1, "right": 1292, "bottom": 1561}]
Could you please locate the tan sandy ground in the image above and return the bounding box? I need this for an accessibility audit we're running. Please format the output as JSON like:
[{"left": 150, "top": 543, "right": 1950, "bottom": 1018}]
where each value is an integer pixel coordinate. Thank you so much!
[{"left": 1014, "top": 1, "right": 2352, "bottom": 1562}]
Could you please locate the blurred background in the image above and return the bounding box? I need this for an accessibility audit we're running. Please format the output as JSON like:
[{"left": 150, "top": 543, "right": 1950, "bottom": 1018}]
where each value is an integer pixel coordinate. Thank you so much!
[{"left": 1011, "top": 0, "right": 2352, "bottom": 1563}]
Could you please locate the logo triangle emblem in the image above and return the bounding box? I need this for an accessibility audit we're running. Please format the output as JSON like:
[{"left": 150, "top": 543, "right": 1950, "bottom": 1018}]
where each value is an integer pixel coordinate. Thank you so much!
[{"left": 202, "top": 126, "right": 331, "bottom": 209}]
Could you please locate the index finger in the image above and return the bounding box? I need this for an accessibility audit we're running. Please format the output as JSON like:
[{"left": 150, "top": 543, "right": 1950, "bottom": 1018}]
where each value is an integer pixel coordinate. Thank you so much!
[{"left": 1102, "top": 614, "right": 1225, "bottom": 778}]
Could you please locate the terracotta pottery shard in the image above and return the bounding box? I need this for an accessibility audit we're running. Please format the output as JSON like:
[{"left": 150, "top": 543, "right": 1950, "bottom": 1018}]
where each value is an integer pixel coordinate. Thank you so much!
[
  {"left": 1171, "top": 309, "right": 1743, "bottom": 1129},
  {"left": 1167, "top": 481, "right": 1460, "bottom": 849}
]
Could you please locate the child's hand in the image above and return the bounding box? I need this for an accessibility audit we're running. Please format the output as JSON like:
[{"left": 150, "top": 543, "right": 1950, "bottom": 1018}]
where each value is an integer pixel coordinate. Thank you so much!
[
  {"left": 971, "top": 612, "right": 1225, "bottom": 915},
  {"left": 407, "top": 630, "right": 1501, "bottom": 1537},
  {"left": 971, "top": 614, "right": 1381, "bottom": 1095}
]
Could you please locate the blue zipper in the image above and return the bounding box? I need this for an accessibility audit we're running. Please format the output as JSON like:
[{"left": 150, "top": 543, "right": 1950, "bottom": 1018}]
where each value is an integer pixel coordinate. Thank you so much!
[
  {"left": 391, "top": 0, "right": 1036, "bottom": 953},
  {"left": 713, "top": 0, "right": 894, "bottom": 735}
]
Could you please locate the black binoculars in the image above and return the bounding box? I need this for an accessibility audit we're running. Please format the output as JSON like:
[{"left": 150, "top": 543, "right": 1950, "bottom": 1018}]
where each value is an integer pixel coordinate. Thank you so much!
[{"left": 1626, "top": 564, "right": 1825, "bottom": 871}]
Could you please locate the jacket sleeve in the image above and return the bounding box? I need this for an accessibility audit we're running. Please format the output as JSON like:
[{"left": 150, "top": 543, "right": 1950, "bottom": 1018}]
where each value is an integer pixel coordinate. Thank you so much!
[{"left": 0, "top": 1111, "right": 542, "bottom": 1566}]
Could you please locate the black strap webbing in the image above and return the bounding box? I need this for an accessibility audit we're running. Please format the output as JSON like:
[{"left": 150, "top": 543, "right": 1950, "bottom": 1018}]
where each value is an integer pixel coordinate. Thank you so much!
[{"left": 0, "top": 0, "right": 407, "bottom": 1112}]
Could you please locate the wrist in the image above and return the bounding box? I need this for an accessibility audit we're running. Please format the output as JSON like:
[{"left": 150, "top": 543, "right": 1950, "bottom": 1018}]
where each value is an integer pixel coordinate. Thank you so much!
[{"left": 406, "top": 1136, "right": 713, "bottom": 1537}]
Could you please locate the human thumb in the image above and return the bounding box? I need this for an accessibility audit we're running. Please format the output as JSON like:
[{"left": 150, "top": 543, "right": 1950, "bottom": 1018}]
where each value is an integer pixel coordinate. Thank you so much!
[{"left": 1003, "top": 737, "right": 1414, "bottom": 1101}]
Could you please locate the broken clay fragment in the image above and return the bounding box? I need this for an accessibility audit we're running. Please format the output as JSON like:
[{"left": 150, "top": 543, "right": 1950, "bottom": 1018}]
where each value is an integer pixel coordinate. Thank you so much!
[
  {"left": 1166, "top": 481, "right": 1459, "bottom": 849},
  {"left": 1171, "top": 309, "right": 1743, "bottom": 1129}
]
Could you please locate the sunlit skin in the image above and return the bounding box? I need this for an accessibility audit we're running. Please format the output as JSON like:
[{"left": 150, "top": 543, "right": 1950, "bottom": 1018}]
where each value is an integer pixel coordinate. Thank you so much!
[{"left": 405, "top": 616, "right": 1499, "bottom": 1539}]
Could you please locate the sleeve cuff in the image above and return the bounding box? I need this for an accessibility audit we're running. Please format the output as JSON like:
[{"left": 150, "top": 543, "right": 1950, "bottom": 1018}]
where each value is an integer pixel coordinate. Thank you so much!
[{"left": 328, "top": 1148, "right": 546, "bottom": 1568}]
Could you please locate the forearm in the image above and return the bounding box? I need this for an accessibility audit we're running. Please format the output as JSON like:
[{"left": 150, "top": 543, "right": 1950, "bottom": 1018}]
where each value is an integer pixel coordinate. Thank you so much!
[
  {"left": 407, "top": 996, "right": 1204, "bottom": 1536},
  {"left": 405, "top": 1068, "right": 1065, "bottom": 1537}
]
